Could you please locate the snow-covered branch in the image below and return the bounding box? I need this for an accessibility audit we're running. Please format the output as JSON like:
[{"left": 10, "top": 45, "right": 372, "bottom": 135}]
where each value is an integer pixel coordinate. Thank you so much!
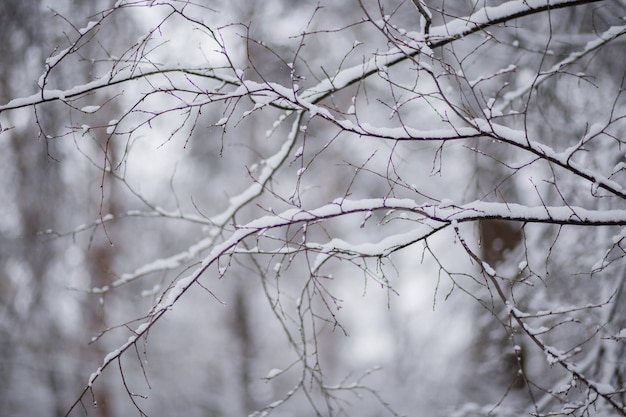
[{"left": 4, "top": 1, "right": 625, "bottom": 416}]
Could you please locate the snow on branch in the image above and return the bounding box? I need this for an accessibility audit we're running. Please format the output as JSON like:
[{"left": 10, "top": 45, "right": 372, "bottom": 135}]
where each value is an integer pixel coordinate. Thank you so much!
[
  {"left": 219, "top": 198, "right": 626, "bottom": 262},
  {"left": 87, "top": 111, "right": 303, "bottom": 293},
  {"left": 74, "top": 195, "right": 626, "bottom": 406},
  {"left": 303, "top": 0, "right": 603, "bottom": 104},
  {"left": 0, "top": 66, "right": 240, "bottom": 113},
  {"left": 15, "top": 1, "right": 624, "bottom": 416},
  {"left": 499, "top": 24, "right": 626, "bottom": 110},
  {"left": 473, "top": 119, "right": 626, "bottom": 200},
  {"left": 428, "top": 0, "right": 603, "bottom": 41}
]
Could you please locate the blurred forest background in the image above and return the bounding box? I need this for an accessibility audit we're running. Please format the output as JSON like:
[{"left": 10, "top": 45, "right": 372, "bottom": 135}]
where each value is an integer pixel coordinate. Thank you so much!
[{"left": 1, "top": 0, "right": 625, "bottom": 416}]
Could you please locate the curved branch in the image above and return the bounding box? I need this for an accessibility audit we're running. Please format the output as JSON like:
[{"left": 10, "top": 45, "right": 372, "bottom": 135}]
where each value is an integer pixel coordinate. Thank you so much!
[{"left": 303, "top": 0, "right": 603, "bottom": 104}]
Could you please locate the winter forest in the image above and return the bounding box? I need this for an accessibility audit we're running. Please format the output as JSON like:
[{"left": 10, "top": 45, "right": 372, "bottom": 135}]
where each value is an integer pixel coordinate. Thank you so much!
[{"left": 1, "top": 0, "right": 626, "bottom": 416}]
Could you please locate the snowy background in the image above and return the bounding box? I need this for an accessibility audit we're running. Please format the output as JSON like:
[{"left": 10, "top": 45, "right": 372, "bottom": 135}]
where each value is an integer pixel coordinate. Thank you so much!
[{"left": 1, "top": 1, "right": 625, "bottom": 416}]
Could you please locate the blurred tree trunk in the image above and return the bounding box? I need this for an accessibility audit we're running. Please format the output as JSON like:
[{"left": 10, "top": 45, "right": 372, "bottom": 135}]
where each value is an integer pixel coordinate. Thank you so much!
[
  {"left": 0, "top": 2, "right": 132, "bottom": 415},
  {"left": 0, "top": 1, "right": 68, "bottom": 414}
]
